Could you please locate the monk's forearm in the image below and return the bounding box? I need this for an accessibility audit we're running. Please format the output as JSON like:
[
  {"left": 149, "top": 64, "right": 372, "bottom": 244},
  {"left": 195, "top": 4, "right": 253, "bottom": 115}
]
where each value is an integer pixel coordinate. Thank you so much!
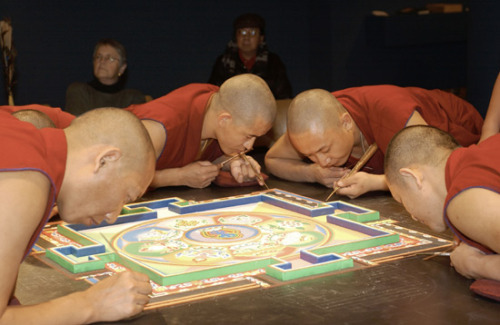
[
  {"left": 481, "top": 117, "right": 500, "bottom": 142},
  {"left": 265, "top": 157, "right": 318, "bottom": 183},
  {"left": 480, "top": 73, "right": 500, "bottom": 142},
  {"left": 2, "top": 291, "right": 92, "bottom": 325},
  {"left": 467, "top": 254, "right": 500, "bottom": 281},
  {"left": 368, "top": 174, "right": 389, "bottom": 192},
  {"left": 150, "top": 168, "right": 184, "bottom": 188}
]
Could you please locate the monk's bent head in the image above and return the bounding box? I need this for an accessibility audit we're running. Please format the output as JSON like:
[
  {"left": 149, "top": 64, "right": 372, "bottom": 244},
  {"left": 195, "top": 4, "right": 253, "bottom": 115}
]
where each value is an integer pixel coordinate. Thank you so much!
[{"left": 59, "top": 108, "right": 156, "bottom": 226}]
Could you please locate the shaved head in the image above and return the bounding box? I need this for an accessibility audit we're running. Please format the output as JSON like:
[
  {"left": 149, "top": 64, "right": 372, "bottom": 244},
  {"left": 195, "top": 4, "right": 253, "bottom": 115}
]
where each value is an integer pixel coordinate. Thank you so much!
[
  {"left": 66, "top": 107, "right": 155, "bottom": 171},
  {"left": 59, "top": 107, "right": 156, "bottom": 225},
  {"left": 12, "top": 109, "right": 56, "bottom": 129},
  {"left": 214, "top": 74, "right": 276, "bottom": 125},
  {"left": 288, "top": 89, "right": 345, "bottom": 135},
  {"left": 385, "top": 125, "right": 459, "bottom": 186}
]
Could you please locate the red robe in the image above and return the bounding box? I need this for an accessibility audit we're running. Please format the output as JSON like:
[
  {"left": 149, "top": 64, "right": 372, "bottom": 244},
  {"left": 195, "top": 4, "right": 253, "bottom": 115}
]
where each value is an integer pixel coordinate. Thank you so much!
[
  {"left": 0, "top": 111, "right": 67, "bottom": 256},
  {"left": 126, "top": 84, "right": 223, "bottom": 169},
  {"left": 444, "top": 134, "right": 500, "bottom": 254},
  {"left": 0, "top": 111, "right": 67, "bottom": 305},
  {"left": 333, "top": 85, "right": 483, "bottom": 174},
  {"left": 0, "top": 104, "right": 75, "bottom": 128}
]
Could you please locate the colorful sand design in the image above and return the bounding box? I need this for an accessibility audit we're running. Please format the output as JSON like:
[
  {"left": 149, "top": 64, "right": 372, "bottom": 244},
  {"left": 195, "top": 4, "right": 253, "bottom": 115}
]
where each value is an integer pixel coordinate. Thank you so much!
[{"left": 46, "top": 189, "right": 398, "bottom": 285}]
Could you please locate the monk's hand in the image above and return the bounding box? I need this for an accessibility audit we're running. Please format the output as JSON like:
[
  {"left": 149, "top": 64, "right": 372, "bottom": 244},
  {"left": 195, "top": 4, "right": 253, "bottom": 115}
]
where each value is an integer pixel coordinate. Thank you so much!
[
  {"left": 334, "top": 171, "right": 371, "bottom": 199},
  {"left": 229, "top": 155, "right": 261, "bottom": 183},
  {"left": 181, "top": 161, "right": 219, "bottom": 188},
  {"left": 335, "top": 172, "right": 387, "bottom": 198},
  {"left": 450, "top": 242, "right": 485, "bottom": 279},
  {"left": 312, "top": 164, "right": 349, "bottom": 188},
  {"left": 83, "top": 270, "right": 152, "bottom": 323}
]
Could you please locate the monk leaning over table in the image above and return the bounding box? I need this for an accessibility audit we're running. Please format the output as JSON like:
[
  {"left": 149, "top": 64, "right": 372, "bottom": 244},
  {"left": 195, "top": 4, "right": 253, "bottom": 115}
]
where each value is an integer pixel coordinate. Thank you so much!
[
  {"left": 126, "top": 73, "right": 277, "bottom": 189},
  {"left": 0, "top": 108, "right": 156, "bottom": 324},
  {"left": 265, "top": 85, "right": 483, "bottom": 198},
  {"left": 385, "top": 125, "right": 500, "bottom": 301}
]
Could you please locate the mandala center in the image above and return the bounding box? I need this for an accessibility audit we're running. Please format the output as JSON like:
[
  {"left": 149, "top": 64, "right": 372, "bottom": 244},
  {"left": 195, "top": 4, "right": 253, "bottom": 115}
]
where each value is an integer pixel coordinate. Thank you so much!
[
  {"left": 185, "top": 224, "right": 260, "bottom": 244},
  {"left": 200, "top": 227, "right": 244, "bottom": 240}
]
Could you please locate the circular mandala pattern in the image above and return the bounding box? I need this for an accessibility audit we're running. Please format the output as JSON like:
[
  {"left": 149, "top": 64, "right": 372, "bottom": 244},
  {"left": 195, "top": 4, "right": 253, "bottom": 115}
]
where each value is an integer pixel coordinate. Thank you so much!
[
  {"left": 112, "top": 211, "right": 332, "bottom": 266},
  {"left": 185, "top": 225, "right": 260, "bottom": 245}
]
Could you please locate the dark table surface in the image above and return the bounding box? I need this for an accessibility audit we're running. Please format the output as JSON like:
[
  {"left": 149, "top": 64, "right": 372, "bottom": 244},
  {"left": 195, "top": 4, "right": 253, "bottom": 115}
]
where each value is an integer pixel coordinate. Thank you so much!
[{"left": 15, "top": 168, "right": 500, "bottom": 324}]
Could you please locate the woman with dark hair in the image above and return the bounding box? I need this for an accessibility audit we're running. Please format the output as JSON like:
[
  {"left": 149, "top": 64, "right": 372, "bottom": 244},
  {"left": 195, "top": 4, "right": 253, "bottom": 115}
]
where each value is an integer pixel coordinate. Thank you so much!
[{"left": 209, "top": 13, "right": 292, "bottom": 99}]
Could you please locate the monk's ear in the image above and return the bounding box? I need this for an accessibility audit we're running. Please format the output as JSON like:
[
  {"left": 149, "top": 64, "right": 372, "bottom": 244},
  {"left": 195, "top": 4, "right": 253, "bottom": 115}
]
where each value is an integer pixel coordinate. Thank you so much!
[
  {"left": 340, "top": 112, "right": 353, "bottom": 130},
  {"left": 94, "top": 147, "right": 122, "bottom": 173},
  {"left": 217, "top": 112, "right": 233, "bottom": 127},
  {"left": 399, "top": 167, "right": 423, "bottom": 190}
]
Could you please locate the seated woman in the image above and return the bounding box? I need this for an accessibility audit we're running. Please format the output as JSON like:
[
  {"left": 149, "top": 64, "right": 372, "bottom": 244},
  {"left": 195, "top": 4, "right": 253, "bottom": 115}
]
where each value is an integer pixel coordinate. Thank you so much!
[
  {"left": 65, "top": 38, "right": 146, "bottom": 115},
  {"left": 208, "top": 13, "right": 292, "bottom": 100}
]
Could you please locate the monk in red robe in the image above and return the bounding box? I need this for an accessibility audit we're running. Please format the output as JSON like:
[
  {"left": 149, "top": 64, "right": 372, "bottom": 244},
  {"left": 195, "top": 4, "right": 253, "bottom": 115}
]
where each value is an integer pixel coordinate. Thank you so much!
[{"left": 265, "top": 85, "right": 483, "bottom": 198}]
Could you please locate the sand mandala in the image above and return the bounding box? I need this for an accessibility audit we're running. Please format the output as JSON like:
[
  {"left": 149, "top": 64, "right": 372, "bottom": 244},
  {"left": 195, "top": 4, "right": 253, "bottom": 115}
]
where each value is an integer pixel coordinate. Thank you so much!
[
  {"left": 37, "top": 189, "right": 451, "bottom": 308},
  {"left": 113, "top": 212, "right": 332, "bottom": 266}
]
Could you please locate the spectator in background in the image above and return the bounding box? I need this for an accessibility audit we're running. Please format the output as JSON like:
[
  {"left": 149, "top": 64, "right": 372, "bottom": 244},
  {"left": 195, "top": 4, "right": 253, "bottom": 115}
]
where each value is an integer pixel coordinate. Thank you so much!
[
  {"left": 208, "top": 13, "right": 292, "bottom": 99},
  {"left": 65, "top": 38, "right": 146, "bottom": 115}
]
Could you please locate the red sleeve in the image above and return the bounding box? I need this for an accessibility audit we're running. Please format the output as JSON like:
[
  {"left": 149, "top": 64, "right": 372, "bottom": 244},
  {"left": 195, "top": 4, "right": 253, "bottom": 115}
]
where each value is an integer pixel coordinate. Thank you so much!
[
  {"left": 334, "top": 85, "right": 418, "bottom": 154},
  {"left": 126, "top": 84, "right": 219, "bottom": 169},
  {"left": 412, "top": 88, "right": 482, "bottom": 147},
  {"left": 332, "top": 86, "right": 483, "bottom": 174},
  {"left": 0, "top": 112, "right": 67, "bottom": 258},
  {"left": 444, "top": 135, "right": 500, "bottom": 254},
  {"left": 335, "top": 86, "right": 483, "bottom": 153}
]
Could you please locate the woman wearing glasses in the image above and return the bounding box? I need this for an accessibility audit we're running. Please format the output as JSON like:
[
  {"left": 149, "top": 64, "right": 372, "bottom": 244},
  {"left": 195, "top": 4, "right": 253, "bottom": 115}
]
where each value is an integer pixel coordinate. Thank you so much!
[
  {"left": 208, "top": 13, "right": 292, "bottom": 100},
  {"left": 65, "top": 38, "right": 145, "bottom": 115}
]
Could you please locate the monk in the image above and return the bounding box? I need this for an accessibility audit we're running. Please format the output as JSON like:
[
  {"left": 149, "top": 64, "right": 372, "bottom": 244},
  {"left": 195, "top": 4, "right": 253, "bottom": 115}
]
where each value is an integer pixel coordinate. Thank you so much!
[
  {"left": 0, "top": 108, "right": 156, "bottom": 324},
  {"left": 0, "top": 104, "right": 75, "bottom": 128},
  {"left": 385, "top": 125, "right": 500, "bottom": 284},
  {"left": 11, "top": 109, "right": 56, "bottom": 128},
  {"left": 265, "top": 86, "right": 483, "bottom": 198},
  {"left": 126, "top": 73, "right": 277, "bottom": 188}
]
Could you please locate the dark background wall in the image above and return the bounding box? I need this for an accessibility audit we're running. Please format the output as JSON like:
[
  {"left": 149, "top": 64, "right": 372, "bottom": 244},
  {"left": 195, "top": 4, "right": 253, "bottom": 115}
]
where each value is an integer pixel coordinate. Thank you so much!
[{"left": 0, "top": 0, "right": 498, "bottom": 116}]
